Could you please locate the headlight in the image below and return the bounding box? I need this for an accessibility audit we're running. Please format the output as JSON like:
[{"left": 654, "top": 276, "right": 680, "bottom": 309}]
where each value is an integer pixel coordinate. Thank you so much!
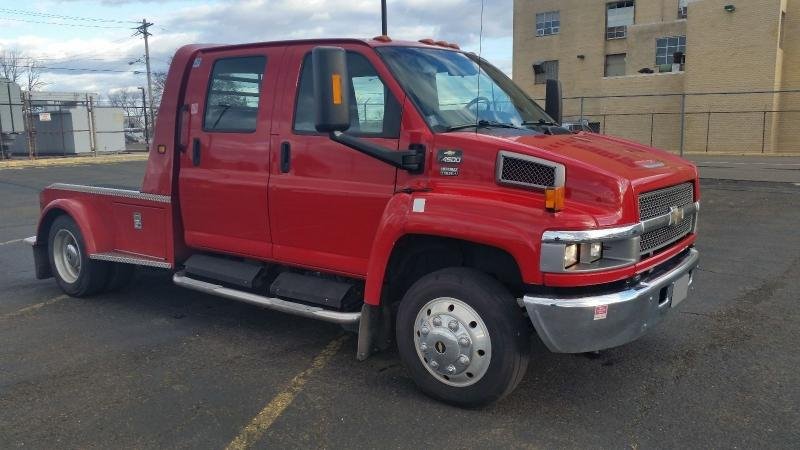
[
  {"left": 564, "top": 244, "right": 579, "bottom": 268},
  {"left": 580, "top": 242, "right": 603, "bottom": 264},
  {"left": 562, "top": 242, "right": 602, "bottom": 269}
]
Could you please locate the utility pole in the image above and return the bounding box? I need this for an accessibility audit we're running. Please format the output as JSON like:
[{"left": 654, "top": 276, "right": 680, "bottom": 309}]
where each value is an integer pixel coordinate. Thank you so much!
[
  {"left": 135, "top": 19, "right": 155, "bottom": 145},
  {"left": 138, "top": 86, "right": 149, "bottom": 145}
]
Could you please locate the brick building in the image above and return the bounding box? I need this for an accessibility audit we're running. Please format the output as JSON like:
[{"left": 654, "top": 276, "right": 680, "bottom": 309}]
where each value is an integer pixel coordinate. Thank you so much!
[{"left": 513, "top": 0, "right": 799, "bottom": 153}]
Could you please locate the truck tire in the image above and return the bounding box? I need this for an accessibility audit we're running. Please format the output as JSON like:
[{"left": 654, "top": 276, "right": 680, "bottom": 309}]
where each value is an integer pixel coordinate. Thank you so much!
[
  {"left": 48, "top": 215, "right": 109, "bottom": 297},
  {"left": 396, "top": 267, "right": 530, "bottom": 407}
]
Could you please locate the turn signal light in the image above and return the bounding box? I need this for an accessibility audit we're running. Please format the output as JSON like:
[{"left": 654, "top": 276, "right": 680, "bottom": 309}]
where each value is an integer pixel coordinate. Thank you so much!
[{"left": 545, "top": 187, "right": 565, "bottom": 211}]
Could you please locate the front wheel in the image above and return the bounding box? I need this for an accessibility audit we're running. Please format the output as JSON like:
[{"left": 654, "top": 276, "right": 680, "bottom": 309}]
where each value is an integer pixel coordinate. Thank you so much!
[
  {"left": 396, "top": 267, "right": 530, "bottom": 407},
  {"left": 48, "top": 215, "right": 109, "bottom": 297}
]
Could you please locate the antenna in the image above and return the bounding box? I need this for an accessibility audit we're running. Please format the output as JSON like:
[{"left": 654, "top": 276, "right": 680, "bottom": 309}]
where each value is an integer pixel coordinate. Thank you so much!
[
  {"left": 381, "top": 0, "right": 388, "bottom": 36},
  {"left": 475, "top": 0, "right": 485, "bottom": 133}
]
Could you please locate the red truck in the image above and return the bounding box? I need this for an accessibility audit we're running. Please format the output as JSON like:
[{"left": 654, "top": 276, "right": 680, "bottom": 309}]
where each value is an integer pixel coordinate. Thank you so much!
[{"left": 27, "top": 37, "right": 700, "bottom": 407}]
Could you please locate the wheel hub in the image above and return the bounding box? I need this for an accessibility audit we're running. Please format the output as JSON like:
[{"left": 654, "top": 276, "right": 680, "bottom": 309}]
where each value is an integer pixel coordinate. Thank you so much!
[
  {"left": 414, "top": 297, "right": 491, "bottom": 387},
  {"left": 53, "top": 229, "right": 81, "bottom": 283}
]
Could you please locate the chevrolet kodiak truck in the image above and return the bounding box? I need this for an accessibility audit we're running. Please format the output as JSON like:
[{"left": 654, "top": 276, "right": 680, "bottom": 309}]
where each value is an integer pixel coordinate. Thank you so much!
[{"left": 27, "top": 37, "right": 700, "bottom": 407}]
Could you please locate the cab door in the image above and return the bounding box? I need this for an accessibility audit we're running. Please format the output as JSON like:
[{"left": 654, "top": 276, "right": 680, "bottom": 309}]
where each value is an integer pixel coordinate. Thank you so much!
[
  {"left": 179, "top": 47, "right": 285, "bottom": 259},
  {"left": 268, "top": 45, "right": 402, "bottom": 275}
]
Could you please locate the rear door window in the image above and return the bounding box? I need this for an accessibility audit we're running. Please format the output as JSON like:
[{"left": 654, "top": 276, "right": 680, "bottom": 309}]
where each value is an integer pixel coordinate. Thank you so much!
[{"left": 204, "top": 56, "right": 266, "bottom": 132}]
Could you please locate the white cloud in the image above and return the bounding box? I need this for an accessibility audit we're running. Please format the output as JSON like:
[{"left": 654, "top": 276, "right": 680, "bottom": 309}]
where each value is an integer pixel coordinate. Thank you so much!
[{"left": 1, "top": 0, "right": 512, "bottom": 95}]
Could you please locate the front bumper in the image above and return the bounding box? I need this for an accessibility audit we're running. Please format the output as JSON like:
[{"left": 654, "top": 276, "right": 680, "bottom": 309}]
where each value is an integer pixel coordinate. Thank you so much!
[{"left": 523, "top": 248, "right": 699, "bottom": 353}]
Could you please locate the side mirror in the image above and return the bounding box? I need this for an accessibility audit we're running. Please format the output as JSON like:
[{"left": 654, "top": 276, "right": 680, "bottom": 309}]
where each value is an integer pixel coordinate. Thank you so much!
[
  {"left": 312, "top": 46, "right": 351, "bottom": 133},
  {"left": 545, "top": 79, "right": 563, "bottom": 125}
]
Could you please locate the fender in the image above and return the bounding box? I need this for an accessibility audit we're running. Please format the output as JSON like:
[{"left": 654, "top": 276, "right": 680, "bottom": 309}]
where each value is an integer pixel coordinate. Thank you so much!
[
  {"left": 363, "top": 191, "right": 559, "bottom": 305},
  {"left": 36, "top": 197, "right": 114, "bottom": 255}
]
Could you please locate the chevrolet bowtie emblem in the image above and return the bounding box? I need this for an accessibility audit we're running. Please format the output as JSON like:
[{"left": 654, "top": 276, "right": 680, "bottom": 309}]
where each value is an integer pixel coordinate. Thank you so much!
[{"left": 669, "top": 206, "right": 685, "bottom": 226}]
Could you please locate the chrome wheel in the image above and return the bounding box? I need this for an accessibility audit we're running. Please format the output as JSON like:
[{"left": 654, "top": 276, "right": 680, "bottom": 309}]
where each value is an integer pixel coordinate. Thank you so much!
[
  {"left": 53, "top": 229, "right": 81, "bottom": 283},
  {"left": 414, "top": 297, "right": 492, "bottom": 387}
]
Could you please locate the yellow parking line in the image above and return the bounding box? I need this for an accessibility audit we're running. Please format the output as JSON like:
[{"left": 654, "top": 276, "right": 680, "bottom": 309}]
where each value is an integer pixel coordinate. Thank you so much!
[
  {"left": 0, "top": 294, "right": 69, "bottom": 320},
  {"left": 225, "top": 335, "right": 348, "bottom": 450}
]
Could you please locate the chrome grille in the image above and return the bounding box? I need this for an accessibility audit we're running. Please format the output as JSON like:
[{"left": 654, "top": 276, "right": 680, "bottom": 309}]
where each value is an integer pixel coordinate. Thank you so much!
[
  {"left": 638, "top": 182, "right": 694, "bottom": 220},
  {"left": 496, "top": 151, "right": 564, "bottom": 189},
  {"left": 640, "top": 214, "right": 694, "bottom": 254}
]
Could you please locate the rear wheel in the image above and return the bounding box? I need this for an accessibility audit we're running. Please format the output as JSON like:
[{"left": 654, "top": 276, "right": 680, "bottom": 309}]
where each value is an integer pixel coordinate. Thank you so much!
[
  {"left": 48, "top": 215, "right": 109, "bottom": 297},
  {"left": 396, "top": 267, "right": 530, "bottom": 407}
]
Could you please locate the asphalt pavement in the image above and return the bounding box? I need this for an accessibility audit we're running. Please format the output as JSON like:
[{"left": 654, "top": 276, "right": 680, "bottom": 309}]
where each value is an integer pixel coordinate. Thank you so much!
[{"left": 1, "top": 159, "right": 798, "bottom": 448}]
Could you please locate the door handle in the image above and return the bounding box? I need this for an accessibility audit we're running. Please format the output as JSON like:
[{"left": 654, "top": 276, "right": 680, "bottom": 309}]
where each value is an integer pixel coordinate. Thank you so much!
[
  {"left": 192, "top": 138, "right": 201, "bottom": 166},
  {"left": 280, "top": 141, "right": 291, "bottom": 173}
]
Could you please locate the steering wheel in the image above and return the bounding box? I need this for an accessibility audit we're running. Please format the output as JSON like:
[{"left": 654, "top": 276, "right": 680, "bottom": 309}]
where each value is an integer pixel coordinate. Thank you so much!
[{"left": 464, "top": 96, "right": 492, "bottom": 113}]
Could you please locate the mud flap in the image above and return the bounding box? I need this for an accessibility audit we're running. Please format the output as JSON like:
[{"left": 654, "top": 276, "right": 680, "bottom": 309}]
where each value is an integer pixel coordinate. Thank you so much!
[{"left": 356, "top": 303, "right": 393, "bottom": 361}]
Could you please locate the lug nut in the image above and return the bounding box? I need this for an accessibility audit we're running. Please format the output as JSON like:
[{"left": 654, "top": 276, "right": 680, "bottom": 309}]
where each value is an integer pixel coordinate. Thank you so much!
[
  {"left": 420, "top": 343, "right": 428, "bottom": 352},
  {"left": 458, "top": 355, "right": 470, "bottom": 365},
  {"left": 432, "top": 317, "right": 442, "bottom": 327},
  {"left": 446, "top": 364, "right": 456, "bottom": 374},
  {"left": 448, "top": 320, "right": 459, "bottom": 332},
  {"left": 430, "top": 360, "right": 439, "bottom": 369},
  {"left": 420, "top": 326, "right": 430, "bottom": 336},
  {"left": 458, "top": 336, "right": 470, "bottom": 347}
]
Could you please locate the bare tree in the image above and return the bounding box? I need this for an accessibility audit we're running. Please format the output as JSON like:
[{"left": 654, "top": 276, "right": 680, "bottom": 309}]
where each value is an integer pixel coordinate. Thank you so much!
[
  {"left": 108, "top": 89, "right": 145, "bottom": 130},
  {"left": 151, "top": 55, "right": 172, "bottom": 111},
  {"left": 24, "top": 60, "right": 46, "bottom": 92},
  {"left": 0, "top": 48, "right": 25, "bottom": 84}
]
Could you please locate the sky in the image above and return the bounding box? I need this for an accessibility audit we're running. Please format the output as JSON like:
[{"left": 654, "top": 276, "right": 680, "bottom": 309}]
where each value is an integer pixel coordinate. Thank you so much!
[{"left": 0, "top": 0, "right": 514, "bottom": 97}]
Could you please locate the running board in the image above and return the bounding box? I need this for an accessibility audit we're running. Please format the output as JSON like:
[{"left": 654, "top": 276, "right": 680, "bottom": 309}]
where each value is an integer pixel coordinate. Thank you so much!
[{"left": 173, "top": 272, "right": 361, "bottom": 326}]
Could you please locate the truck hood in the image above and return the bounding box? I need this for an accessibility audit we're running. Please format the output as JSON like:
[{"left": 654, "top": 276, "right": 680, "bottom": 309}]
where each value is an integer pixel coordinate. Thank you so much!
[{"left": 501, "top": 132, "right": 697, "bottom": 191}]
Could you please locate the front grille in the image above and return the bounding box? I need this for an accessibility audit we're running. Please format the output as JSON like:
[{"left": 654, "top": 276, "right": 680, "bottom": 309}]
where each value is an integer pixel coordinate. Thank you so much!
[
  {"left": 638, "top": 182, "right": 696, "bottom": 256},
  {"left": 638, "top": 182, "right": 694, "bottom": 220},
  {"left": 497, "top": 151, "right": 563, "bottom": 189},
  {"left": 640, "top": 214, "right": 694, "bottom": 254}
]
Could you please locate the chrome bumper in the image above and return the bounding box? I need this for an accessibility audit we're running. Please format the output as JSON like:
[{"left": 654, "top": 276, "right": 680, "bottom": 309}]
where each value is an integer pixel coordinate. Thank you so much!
[{"left": 523, "top": 248, "right": 699, "bottom": 353}]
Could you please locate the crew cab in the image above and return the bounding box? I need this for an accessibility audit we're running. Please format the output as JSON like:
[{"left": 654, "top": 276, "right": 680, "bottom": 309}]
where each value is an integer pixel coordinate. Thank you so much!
[{"left": 27, "top": 37, "right": 700, "bottom": 407}]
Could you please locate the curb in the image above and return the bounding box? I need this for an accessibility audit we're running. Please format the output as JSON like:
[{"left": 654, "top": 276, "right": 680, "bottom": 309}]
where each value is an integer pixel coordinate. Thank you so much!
[{"left": 0, "top": 153, "right": 148, "bottom": 170}]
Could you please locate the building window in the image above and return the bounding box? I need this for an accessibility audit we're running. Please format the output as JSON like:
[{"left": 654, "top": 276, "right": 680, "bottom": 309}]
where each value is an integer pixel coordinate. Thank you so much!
[
  {"left": 534, "top": 60, "right": 559, "bottom": 84},
  {"left": 605, "top": 53, "right": 626, "bottom": 77},
  {"left": 678, "top": 0, "right": 688, "bottom": 19},
  {"left": 536, "top": 11, "right": 560, "bottom": 36},
  {"left": 656, "top": 36, "right": 686, "bottom": 67},
  {"left": 607, "top": 1, "right": 635, "bottom": 40}
]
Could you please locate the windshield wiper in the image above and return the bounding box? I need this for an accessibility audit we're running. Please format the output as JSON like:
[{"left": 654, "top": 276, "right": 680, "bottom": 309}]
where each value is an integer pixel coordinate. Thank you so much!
[
  {"left": 210, "top": 104, "right": 232, "bottom": 129},
  {"left": 444, "top": 120, "right": 524, "bottom": 132}
]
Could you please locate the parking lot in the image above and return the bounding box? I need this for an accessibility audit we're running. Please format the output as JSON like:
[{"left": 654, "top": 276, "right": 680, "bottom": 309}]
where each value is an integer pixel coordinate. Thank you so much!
[{"left": 1, "top": 159, "right": 799, "bottom": 449}]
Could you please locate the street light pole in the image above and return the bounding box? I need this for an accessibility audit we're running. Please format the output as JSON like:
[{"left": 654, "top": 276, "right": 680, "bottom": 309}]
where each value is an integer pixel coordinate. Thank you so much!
[
  {"left": 138, "top": 86, "right": 149, "bottom": 146},
  {"left": 381, "top": 0, "right": 388, "bottom": 36}
]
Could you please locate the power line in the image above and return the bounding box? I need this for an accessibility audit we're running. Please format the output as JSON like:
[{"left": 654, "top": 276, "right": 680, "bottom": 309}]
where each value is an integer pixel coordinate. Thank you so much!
[
  {"left": 0, "top": 16, "right": 133, "bottom": 29},
  {"left": 2, "top": 63, "right": 143, "bottom": 74},
  {"left": 0, "top": 7, "right": 139, "bottom": 24}
]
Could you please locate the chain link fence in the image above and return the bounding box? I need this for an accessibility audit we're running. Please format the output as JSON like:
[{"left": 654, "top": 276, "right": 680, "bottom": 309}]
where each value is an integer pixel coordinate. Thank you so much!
[
  {"left": 558, "top": 89, "right": 800, "bottom": 155},
  {"left": 2, "top": 94, "right": 149, "bottom": 159}
]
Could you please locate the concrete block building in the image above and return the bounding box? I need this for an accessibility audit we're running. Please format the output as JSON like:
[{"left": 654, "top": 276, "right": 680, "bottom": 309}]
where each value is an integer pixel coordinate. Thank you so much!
[{"left": 513, "top": 0, "right": 799, "bottom": 153}]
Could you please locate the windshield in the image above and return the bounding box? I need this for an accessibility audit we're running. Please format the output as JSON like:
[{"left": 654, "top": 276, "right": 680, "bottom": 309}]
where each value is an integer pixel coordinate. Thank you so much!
[{"left": 377, "top": 46, "right": 554, "bottom": 132}]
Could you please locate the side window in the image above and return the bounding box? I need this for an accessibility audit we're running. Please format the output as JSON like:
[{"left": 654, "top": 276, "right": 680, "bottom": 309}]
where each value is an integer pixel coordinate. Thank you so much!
[
  {"left": 204, "top": 56, "right": 266, "bottom": 132},
  {"left": 294, "top": 52, "right": 400, "bottom": 138}
]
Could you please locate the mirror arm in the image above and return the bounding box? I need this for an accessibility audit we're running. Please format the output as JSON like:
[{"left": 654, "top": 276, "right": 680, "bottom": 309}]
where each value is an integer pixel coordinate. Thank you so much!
[{"left": 330, "top": 131, "right": 425, "bottom": 174}]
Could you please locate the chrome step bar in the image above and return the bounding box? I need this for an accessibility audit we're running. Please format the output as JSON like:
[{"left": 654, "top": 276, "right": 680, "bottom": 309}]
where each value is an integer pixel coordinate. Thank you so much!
[{"left": 173, "top": 272, "right": 361, "bottom": 326}]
